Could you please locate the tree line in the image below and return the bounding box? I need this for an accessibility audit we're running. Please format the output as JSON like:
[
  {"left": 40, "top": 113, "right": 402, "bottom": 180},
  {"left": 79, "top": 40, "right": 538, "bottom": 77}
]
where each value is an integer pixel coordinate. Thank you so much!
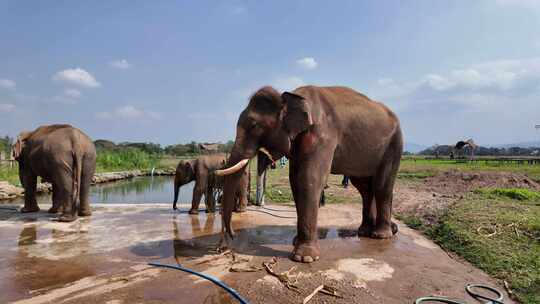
[
  {"left": 94, "top": 139, "right": 234, "bottom": 156},
  {"left": 418, "top": 145, "right": 540, "bottom": 156}
]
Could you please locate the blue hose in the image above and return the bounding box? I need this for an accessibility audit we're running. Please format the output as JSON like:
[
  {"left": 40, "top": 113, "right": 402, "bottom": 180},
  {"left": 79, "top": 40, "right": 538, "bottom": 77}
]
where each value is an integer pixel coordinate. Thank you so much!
[{"left": 148, "top": 262, "right": 250, "bottom": 304}]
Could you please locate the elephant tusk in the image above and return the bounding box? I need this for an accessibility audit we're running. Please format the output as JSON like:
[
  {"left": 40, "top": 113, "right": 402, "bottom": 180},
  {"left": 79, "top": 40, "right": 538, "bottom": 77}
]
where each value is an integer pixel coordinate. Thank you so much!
[
  {"left": 259, "top": 147, "right": 276, "bottom": 164},
  {"left": 215, "top": 158, "right": 250, "bottom": 176}
]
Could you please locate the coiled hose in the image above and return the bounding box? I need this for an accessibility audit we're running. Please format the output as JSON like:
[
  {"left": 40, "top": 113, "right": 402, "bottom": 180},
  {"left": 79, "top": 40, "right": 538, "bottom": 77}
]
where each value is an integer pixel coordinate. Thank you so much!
[{"left": 415, "top": 283, "right": 504, "bottom": 304}]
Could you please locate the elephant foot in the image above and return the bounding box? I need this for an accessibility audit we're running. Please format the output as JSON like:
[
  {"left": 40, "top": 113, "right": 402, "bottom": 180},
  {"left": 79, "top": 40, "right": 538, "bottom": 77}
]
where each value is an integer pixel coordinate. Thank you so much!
[
  {"left": 21, "top": 206, "right": 40, "bottom": 213},
  {"left": 58, "top": 214, "right": 77, "bottom": 222},
  {"left": 357, "top": 223, "right": 374, "bottom": 237},
  {"left": 205, "top": 208, "right": 216, "bottom": 213},
  {"left": 235, "top": 207, "right": 247, "bottom": 213},
  {"left": 371, "top": 222, "right": 397, "bottom": 239},
  {"left": 78, "top": 209, "right": 92, "bottom": 217},
  {"left": 48, "top": 206, "right": 62, "bottom": 214},
  {"left": 173, "top": 205, "right": 177, "bottom": 210},
  {"left": 292, "top": 240, "right": 320, "bottom": 263},
  {"left": 188, "top": 208, "right": 199, "bottom": 215}
]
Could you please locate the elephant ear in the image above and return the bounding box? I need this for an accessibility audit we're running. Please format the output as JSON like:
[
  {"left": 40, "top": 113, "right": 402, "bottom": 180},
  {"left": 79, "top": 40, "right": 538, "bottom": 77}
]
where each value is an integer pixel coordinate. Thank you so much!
[
  {"left": 184, "top": 161, "right": 195, "bottom": 178},
  {"left": 282, "top": 92, "right": 313, "bottom": 139},
  {"left": 12, "top": 132, "right": 30, "bottom": 160}
]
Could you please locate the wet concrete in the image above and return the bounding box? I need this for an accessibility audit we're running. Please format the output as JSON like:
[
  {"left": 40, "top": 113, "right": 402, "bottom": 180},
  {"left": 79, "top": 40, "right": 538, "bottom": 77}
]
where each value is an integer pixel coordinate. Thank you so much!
[{"left": 0, "top": 203, "right": 514, "bottom": 304}]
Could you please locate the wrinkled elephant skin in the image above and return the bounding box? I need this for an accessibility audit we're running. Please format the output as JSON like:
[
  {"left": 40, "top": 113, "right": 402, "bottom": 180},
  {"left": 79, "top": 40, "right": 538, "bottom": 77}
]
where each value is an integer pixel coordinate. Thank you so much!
[
  {"left": 220, "top": 86, "right": 403, "bottom": 263},
  {"left": 13, "top": 124, "right": 97, "bottom": 221}
]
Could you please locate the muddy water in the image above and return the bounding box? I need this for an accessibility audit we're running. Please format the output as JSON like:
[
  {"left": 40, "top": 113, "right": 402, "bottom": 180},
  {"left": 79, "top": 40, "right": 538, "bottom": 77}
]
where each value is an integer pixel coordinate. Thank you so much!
[{"left": 3, "top": 176, "right": 195, "bottom": 205}]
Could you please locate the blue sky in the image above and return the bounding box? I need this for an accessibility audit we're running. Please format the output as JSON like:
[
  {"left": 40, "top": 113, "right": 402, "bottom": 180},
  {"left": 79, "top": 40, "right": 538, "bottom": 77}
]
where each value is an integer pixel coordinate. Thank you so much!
[{"left": 1, "top": 0, "right": 540, "bottom": 147}]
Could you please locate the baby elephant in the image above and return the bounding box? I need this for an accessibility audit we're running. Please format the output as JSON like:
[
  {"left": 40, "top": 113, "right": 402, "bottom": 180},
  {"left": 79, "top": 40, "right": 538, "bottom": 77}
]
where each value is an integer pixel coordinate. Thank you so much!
[
  {"left": 173, "top": 153, "right": 248, "bottom": 214},
  {"left": 12, "top": 124, "right": 97, "bottom": 222}
]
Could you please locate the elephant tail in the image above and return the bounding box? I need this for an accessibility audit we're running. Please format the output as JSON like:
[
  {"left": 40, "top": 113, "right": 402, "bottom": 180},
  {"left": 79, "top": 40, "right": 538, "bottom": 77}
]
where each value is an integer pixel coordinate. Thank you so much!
[
  {"left": 71, "top": 148, "right": 83, "bottom": 213},
  {"left": 173, "top": 177, "right": 180, "bottom": 209}
]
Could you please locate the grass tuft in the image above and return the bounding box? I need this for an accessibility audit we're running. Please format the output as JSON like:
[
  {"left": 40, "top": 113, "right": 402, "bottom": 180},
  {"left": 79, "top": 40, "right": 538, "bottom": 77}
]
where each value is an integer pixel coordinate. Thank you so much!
[{"left": 474, "top": 188, "right": 540, "bottom": 201}]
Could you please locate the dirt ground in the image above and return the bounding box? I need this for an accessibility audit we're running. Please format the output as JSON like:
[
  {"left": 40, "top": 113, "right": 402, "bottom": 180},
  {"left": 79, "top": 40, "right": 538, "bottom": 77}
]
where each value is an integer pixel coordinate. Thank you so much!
[{"left": 0, "top": 173, "right": 518, "bottom": 304}]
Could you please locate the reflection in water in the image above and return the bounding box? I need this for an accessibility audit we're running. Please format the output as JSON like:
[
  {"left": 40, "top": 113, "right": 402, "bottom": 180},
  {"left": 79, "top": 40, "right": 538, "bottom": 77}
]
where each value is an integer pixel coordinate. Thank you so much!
[
  {"left": 3, "top": 176, "right": 195, "bottom": 205},
  {"left": 18, "top": 226, "right": 37, "bottom": 246},
  {"left": 171, "top": 214, "right": 218, "bottom": 264},
  {"left": 90, "top": 176, "right": 194, "bottom": 204}
]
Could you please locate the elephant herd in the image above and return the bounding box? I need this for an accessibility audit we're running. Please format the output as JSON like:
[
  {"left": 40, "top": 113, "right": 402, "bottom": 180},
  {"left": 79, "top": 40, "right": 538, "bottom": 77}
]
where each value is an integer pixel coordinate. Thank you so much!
[{"left": 11, "top": 85, "right": 403, "bottom": 263}]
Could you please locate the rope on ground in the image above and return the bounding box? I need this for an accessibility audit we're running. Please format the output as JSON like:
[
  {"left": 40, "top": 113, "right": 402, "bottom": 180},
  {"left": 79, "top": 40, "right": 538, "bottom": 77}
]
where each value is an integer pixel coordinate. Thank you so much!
[
  {"left": 415, "top": 283, "right": 504, "bottom": 304},
  {"left": 148, "top": 262, "right": 249, "bottom": 304}
]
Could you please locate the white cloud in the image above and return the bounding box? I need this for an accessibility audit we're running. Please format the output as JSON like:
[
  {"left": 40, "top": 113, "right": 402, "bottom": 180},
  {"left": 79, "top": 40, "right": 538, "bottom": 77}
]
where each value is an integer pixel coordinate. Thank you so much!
[
  {"left": 423, "top": 74, "right": 455, "bottom": 91},
  {"left": 0, "top": 103, "right": 15, "bottom": 112},
  {"left": 53, "top": 68, "right": 101, "bottom": 88},
  {"left": 109, "top": 59, "right": 133, "bottom": 69},
  {"left": 96, "top": 106, "right": 160, "bottom": 120},
  {"left": 272, "top": 76, "right": 305, "bottom": 92},
  {"left": 296, "top": 57, "right": 318, "bottom": 70},
  {"left": 379, "top": 57, "right": 540, "bottom": 102},
  {"left": 0, "top": 79, "right": 16, "bottom": 90},
  {"left": 64, "top": 88, "right": 82, "bottom": 99}
]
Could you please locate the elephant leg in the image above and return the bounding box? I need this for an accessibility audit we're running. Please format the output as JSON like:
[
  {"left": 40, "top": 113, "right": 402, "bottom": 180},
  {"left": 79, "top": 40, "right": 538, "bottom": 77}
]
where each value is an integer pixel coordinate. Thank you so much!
[
  {"left": 289, "top": 147, "right": 334, "bottom": 263},
  {"left": 21, "top": 174, "right": 39, "bottom": 213},
  {"left": 350, "top": 177, "right": 376, "bottom": 237},
  {"left": 55, "top": 172, "right": 77, "bottom": 222},
  {"left": 48, "top": 184, "right": 63, "bottom": 213},
  {"left": 190, "top": 180, "right": 206, "bottom": 214},
  {"left": 205, "top": 184, "right": 216, "bottom": 213},
  {"left": 371, "top": 139, "right": 401, "bottom": 239},
  {"left": 78, "top": 157, "right": 94, "bottom": 217}
]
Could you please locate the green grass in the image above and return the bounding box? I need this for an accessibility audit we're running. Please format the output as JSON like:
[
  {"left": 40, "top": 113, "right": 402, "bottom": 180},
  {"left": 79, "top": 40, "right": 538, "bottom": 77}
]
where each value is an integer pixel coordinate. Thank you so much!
[
  {"left": 400, "top": 158, "right": 540, "bottom": 181},
  {"left": 0, "top": 165, "right": 20, "bottom": 186},
  {"left": 475, "top": 188, "right": 540, "bottom": 201},
  {"left": 397, "top": 171, "right": 434, "bottom": 179},
  {"left": 405, "top": 192, "right": 540, "bottom": 303},
  {"left": 96, "top": 149, "right": 162, "bottom": 172}
]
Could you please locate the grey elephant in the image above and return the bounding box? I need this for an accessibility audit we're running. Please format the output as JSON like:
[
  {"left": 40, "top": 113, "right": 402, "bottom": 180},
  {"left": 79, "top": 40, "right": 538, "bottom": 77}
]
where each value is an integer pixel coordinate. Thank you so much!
[
  {"left": 217, "top": 86, "right": 403, "bottom": 263},
  {"left": 173, "top": 153, "right": 248, "bottom": 214},
  {"left": 12, "top": 124, "right": 97, "bottom": 222}
]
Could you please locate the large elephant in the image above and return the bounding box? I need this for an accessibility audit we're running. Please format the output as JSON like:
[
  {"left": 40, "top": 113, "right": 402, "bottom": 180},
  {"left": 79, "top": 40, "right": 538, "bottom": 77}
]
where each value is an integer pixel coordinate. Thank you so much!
[
  {"left": 12, "top": 124, "right": 97, "bottom": 222},
  {"left": 172, "top": 153, "right": 249, "bottom": 214},
  {"left": 216, "top": 86, "right": 403, "bottom": 263}
]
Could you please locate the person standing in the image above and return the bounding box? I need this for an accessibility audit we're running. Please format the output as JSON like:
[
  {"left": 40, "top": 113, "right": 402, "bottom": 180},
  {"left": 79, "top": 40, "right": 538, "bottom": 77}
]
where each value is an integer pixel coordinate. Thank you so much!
[{"left": 341, "top": 175, "right": 349, "bottom": 188}]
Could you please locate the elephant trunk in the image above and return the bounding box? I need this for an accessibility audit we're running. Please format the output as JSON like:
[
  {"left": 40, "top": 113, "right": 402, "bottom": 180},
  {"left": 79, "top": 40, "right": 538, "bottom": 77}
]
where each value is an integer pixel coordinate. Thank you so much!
[
  {"left": 173, "top": 178, "right": 180, "bottom": 210},
  {"left": 220, "top": 153, "right": 249, "bottom": 239}
]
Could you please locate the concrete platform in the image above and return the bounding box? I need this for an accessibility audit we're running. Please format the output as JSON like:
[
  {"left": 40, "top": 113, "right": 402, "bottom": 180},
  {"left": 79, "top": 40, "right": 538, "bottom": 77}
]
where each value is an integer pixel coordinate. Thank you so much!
[{"left": 0, "top": 203, "right": 513, "bottom": 303}]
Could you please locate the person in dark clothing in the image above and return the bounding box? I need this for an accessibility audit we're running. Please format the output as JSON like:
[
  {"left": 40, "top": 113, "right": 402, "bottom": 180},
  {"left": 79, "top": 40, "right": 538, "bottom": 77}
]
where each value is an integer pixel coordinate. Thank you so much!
[{"left": 341, "top": 175, "right": 349, "bottom": 188}]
